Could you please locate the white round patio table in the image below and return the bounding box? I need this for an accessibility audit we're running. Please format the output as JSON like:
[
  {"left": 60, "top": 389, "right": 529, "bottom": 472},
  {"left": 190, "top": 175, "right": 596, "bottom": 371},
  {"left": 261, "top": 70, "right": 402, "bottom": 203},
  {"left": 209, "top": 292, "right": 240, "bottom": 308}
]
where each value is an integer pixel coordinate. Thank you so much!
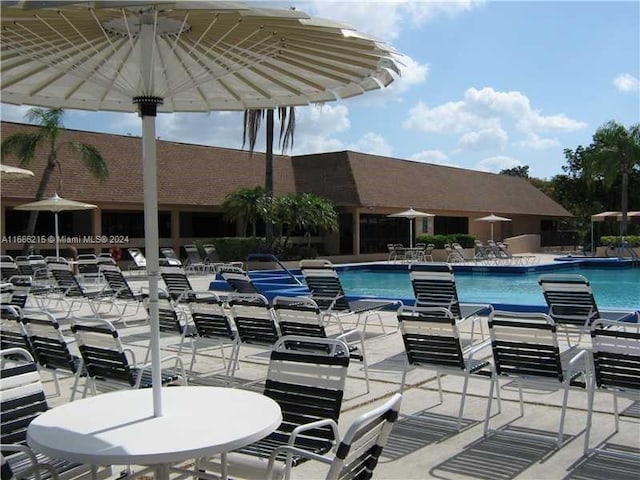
[{"left": 27, "top": 386, "right": 282, "bottom": 480}]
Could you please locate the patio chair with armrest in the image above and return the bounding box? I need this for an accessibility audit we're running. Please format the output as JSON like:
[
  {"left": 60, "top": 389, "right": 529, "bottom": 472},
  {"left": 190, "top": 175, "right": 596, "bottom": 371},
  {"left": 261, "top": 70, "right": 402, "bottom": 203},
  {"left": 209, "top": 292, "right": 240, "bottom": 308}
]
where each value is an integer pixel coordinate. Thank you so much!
[
  {"left": 483, "top": 310, "right": 588, "bottom": 447},
  {"left": 160, "top": 263, "right": 211, "bottom": 304},
  {"left": 397, "top": 305, "right": 500, "bottom": 430},
  {"left": 538, "top": 273, "right": 636, "bottom": 347},
  {"left": 409, "top": 262, "right": 490, "bottom": 342},
  {"left": 202, "top": 244, "right": 245, "bottom": 273},
  {"left": 196, "top": 336, "right": 350, "bottom": 480},
  {"left": 188, "top": 291, "right": 241, "bottom": 380},
  {"left": 583, "top": 319, "right": 640, "bottom": 460},
  {"left": 264, "top": 393, "right": 403, "bottom": 480},
  {"left": 2, "top": 275, "right": 33, "bottom": 310},
  {"left": 300, "top": 259, "right": 400, "bottom": 335},
  {"left": 272, "top": 295, "right": 371, "bottom": 394},
  {"left": 71, "top": 318, "right": 186, "bottom": 397},
  {"left": 183, "top": 244, "right": 213, "bottom": 274},
  {"left": 226, "top": 293, "right": 281, "bottom": 374},
  {"left": 49, "top": 267, "right": 114, "bottom": 319},
  {"left": 21, "top": 309, "right": 85, "bottom": 400},
  {"left": 0, "top": 347, "right": 112, "bottom": 480},
  {"left": 220, "top": 267, "right": 261, "bottom": 294},
  {"left": 127, "top": 247, "right": 147, "bottom": 274},
  {"left": 161, "top": 247, "right": 183, "bottom": 266},
  {"left": 0, "top": 305, "right": 33, "bottom": 355},
  {"left": 0, "top": 255, "right": 20, "bottom": 282},
  {"left": 100, "top": 263, "right": 147, "bottom": 324}
]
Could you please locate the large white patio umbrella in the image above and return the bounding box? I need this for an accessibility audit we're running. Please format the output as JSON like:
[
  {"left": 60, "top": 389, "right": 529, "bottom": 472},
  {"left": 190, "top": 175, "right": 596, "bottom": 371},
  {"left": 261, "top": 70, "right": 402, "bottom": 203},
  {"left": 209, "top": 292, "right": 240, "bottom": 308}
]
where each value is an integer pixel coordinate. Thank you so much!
[
  {"left": 388, "top": 208, "right": 435, "bottom": 248},
  {"left": 0, "top": 1, "right": 400, "bottom": 417},
  {"left": 14, "top": 193, "right": 97, "bottom": 258},
  {"left": 474, "top": 213, "right": 512, "bottom": 241},
  {"left": 1, "top": 164, "right": 34, "bottom": 180}
]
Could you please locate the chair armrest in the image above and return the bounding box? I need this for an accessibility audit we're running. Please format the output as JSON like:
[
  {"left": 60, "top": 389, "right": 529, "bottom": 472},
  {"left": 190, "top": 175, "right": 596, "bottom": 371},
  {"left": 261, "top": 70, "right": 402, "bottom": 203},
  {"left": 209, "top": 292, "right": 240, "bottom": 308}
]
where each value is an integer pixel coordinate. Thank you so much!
[
  {"left": 134, "top": 355, "right": 187, "bottom": 388},
  {"left": 0, "top": 444, "right": 60, "bottom": 480},
  {"left": 336, "top": 328, "right": 364, "bottom": 343},
  {"left": 289, "top": 418, "right": 340, "bottom": 447},
  {"left": 266, "top": 445, "right": 332, "bottom": 480},
  {"left": 463, "top": 338, "right": 492, "bottom": 359}
]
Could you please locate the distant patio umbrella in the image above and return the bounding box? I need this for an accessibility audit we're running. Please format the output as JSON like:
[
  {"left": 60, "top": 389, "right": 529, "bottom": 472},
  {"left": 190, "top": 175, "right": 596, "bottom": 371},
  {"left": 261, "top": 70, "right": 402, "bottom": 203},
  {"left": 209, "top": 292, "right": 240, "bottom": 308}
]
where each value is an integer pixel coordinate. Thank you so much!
[
  {"left": 388, "top": 208, "right": 435, "bottom": 248},
  {"left": 14, "top": 194, "right": 97, "bottom": 258},
  {"left": 0, "top": 2, "right": 400, "bottom": 417},
  {"left": 0, "top": 164, "right": 34, "bottom": 180},
  {"left": 474, "top": 213, "right": 512, "bottom": 241}
]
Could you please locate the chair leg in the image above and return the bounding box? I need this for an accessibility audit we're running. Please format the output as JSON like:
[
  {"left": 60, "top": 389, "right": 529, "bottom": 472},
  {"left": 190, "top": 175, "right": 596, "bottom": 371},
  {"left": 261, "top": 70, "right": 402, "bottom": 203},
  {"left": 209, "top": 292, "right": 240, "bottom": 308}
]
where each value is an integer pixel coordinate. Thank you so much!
[
  {"left": 556, "top": 382, "right": 572, "bottom": 447},
  {"left": 613, "top": 391, "right": 620, "bottom": 432},
  {"left": 457, "top": 372, "right": 470, "bottom": 430},
  {"left": 358, "top": 338, "right": 370, "bottom": 394},
  {"left": 583, "top": 382, "right": 596, "bottom": 455},
  {"left": 436, "top": 373, "right": 444, "bottom": 405},
  {"left": 484, "top": 376, "right": 497, "bottom": 436},
  {"left": 518, "top": 380, "right": 524, "bottom": 417},
  {"left": 400, "top": 363, "right": 410, "bottom": 393}
]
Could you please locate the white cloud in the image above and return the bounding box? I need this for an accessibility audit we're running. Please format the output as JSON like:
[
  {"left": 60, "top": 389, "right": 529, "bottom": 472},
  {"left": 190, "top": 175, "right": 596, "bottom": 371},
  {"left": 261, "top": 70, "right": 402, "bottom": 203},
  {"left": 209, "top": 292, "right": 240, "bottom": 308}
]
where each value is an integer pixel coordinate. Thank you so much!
[
  {"left": 476, "top": 155, "right": 521, "bottom": 173},
  {"left": 392, "top": 55, "right": 429, "bottom": 94},
  {"left": 516, "top": 133, "right": 560, "bottom": 150},
  {"left": 613, "top": 73, "right": 640, "bottom": 92},
  {"left": 404, "top": 87, "right": 587, "bottom": 144},
  {"left": 305, "top": 1, "right": 482, "bottom": 41},
  {"left": 403, "top": 100, "right": 497, "bottom": 133},
  {"left": 457, "top": 126, "right": 507, "bottom": 151},
  {"left": 347, "top": 132, "right": 393, "bottom": 156}
]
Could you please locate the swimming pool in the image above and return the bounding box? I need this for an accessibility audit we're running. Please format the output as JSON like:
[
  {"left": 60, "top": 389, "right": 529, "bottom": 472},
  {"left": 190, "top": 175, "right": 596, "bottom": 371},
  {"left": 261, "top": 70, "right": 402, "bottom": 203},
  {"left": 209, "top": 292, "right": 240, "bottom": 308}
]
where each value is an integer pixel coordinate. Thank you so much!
[{"left": 338, "top": 266, "right": 640, "bottom": 310}]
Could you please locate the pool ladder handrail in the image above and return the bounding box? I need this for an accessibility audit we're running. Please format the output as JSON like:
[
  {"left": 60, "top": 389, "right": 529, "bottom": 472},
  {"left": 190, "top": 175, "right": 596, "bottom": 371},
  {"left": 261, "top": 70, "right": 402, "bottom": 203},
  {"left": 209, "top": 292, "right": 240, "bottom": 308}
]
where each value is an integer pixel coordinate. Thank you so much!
[{"left": 245, "top": 253, "right": 305, "bottom": 285}]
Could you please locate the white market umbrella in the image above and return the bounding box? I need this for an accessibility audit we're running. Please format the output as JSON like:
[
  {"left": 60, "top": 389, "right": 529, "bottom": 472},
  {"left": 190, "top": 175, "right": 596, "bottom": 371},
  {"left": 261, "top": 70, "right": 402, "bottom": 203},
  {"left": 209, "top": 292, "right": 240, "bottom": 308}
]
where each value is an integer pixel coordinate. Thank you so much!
[
  {"left": 388, "top": 208, "right": 435, "bottom": 248},
  {"left": 1, "top": 164, "right": 34, "bottom": 179},
  {"left": 474, "top": 213, "right": 512, "bottom": 241},
  {"left": 0, "top": 1, "right": 400, "bottom": 417},
  {"left": 14, "top": 193, "right": 97, "bottom": 258}
]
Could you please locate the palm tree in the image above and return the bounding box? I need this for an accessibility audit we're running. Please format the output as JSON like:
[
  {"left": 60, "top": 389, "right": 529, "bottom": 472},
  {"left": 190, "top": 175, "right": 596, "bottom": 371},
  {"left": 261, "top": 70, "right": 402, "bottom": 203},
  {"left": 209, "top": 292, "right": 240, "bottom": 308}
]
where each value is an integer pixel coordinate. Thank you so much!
[
  {"left": 221, "top": 186, "right": 268, "bottom": 237},
  {"left": 1, "top": 108, "right": 108, "bottom": 248},
  {"left": 583, "top": 121, "right": 640, "bottom": 238},
  {"left": 242, "top": 107, "right": 296, "bottom": 244}
]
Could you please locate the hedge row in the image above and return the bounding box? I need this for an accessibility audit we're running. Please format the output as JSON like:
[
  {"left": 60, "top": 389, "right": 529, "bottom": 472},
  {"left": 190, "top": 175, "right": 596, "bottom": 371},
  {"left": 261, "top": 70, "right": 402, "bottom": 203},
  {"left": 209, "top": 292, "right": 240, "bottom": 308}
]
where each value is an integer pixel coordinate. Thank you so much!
[
  {"left": 600, "top": 235, "right": 640, "bottom": 247},
  {"left": 415, "top": 234, "right": 476, "bottom": 249}
]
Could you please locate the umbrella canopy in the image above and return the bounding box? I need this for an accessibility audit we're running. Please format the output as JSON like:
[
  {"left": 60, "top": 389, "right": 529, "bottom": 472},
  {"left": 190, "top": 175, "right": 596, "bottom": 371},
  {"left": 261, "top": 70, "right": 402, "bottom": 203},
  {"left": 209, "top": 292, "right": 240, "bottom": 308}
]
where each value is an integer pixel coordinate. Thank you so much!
[
  {"left": 0, "top": 164, "right": 34, "bottom": 179},
  {"left": 592, "top": 211, "right": 640, "bottom": 222},
  {"left": 388, "top": 208, "right": 435, "bottom": 248},
  {"left": 474, "top": 213, "right": 512, "bottom": 241},
  {"left": 0, "top": 1, "right": 400, "bottom": 417},
  {"left": 14, "top": 193, "right": 97, "bottom": 258}
]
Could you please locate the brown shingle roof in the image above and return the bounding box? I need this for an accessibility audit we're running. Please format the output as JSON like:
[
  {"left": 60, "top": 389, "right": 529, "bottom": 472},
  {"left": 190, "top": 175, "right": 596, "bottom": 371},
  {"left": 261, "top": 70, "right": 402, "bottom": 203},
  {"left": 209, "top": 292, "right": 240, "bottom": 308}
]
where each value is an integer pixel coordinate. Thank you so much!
[
  {"left": 0, "top": 121, "right": 295, "bottom": 206},
  {"left": 1, "top": 121, "right": 570, "bottom": 217},
  {"left": 292, "top": 151, "right": 571, "bottom": 217}
]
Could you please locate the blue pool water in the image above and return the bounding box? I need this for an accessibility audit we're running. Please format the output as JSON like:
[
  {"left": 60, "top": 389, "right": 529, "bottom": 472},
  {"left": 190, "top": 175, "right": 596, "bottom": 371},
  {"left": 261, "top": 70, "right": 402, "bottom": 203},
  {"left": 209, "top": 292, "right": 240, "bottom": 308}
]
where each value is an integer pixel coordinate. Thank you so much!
[{"left": 338, "top": 267, "right": 640, "bottom": 310}]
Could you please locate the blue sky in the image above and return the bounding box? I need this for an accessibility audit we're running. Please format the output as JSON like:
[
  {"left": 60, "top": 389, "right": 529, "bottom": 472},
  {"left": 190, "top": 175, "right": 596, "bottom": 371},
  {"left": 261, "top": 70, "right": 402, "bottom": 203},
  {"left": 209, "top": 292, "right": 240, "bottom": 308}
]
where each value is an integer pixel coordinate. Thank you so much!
[{"left": 1, "top": 1, "right": 638, "bottom": 179}]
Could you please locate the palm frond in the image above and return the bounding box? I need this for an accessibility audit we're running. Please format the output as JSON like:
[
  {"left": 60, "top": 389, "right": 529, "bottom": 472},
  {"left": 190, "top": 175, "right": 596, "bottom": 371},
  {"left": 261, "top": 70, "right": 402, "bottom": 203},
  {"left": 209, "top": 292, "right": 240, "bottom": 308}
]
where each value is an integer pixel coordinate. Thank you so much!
[
  {"left": 68, "top": 141, "right": 109, "bottom": 181},
  {"left": 0, "top": 132, "right": 42, "bottom": 166},
  {"left": 278, "top": 106, "right": 295, "bottom": 153},
  {"left": 242, "top": 109, "right": 265, "bottom": 153}
]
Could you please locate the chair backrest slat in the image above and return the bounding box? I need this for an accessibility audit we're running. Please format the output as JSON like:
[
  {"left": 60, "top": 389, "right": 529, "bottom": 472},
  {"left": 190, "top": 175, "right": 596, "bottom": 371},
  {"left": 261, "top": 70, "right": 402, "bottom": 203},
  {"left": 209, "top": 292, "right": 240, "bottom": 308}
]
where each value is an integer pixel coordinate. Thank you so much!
[
  {"left": 397, "top": 306, "right": 464, "bottom": 370},
  {"left": 591, "top": 322, "right": 640, "bottom": 392},
  {"left": 409, "top": 263, "right": 462, "bottom": 318},
  {"left": 228, "top": 294, "right": 279, "bottom": 345},
  {"left": 190, "top": 294, "right": 235, "bottom": 339},
  {"left": 23, "top": 313, "right": 79, "bottom": 373},
  {"left": 489, "top": 311, "right": 563, "bottom": 381},
  {"left": 272, "top": 296, "right": 326, "bottom": 338},
  {"left": 0, "top": 350, "right": 48, "bottom": 448},
  {"left": 265, "top": 336, "right": 349, "bottom": 456},
  {"left": 538, "top": 274, "right": 600, "bottom": 327},
  {"left": 300, "top": 260, "right": 349, "bottom": 311}
]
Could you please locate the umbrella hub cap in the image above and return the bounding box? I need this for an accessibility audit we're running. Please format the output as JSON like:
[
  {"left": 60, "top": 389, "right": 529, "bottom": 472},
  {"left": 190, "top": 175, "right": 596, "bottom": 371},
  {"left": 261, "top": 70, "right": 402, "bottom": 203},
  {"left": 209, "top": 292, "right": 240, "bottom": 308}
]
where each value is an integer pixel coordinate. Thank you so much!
[{"left": 102, "top": 16, "right": 191, "bottom": 38}]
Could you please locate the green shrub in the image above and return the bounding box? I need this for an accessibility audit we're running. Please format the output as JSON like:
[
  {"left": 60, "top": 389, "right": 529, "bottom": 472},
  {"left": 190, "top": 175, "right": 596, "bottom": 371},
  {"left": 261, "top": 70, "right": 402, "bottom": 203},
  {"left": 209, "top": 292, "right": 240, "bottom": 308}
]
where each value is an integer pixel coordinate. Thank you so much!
[
  {"left": 600, "top": 235, "right": 640, "bottom": 247},
  {"left": 416, "top": 234, "right": 476, "bottom": 249},
  {"left": 297, "top": 246, "right": 318, "bottom": 260},
  {"left": 210, "top": 237, "right": 266, "bottom": 261}
]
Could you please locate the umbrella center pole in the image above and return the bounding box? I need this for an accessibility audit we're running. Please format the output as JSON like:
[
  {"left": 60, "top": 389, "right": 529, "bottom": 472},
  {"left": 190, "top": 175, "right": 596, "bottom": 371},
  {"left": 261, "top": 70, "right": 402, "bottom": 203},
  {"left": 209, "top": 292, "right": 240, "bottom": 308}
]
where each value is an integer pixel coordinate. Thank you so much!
[{"left": 136, "top": 96, "right": 164, "bottom": 417}]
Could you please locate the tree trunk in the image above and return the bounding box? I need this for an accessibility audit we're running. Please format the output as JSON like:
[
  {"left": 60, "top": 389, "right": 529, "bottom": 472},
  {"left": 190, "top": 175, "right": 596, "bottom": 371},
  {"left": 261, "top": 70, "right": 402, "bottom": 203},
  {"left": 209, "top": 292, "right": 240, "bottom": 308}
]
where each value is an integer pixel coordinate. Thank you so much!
[
  {"left": 23, "top": 160, "right": 56, "bottom": 253},
  {"left": 265, "top": 109, "right": 274, "bottom": 245}
]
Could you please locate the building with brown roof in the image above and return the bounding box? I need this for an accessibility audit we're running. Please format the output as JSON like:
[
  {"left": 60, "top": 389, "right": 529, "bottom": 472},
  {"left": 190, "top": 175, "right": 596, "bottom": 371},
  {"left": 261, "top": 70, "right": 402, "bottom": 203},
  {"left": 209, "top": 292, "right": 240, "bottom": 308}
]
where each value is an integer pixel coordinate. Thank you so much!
[{"left": 1, "top": 121, "right": 571, "bottom": 258}]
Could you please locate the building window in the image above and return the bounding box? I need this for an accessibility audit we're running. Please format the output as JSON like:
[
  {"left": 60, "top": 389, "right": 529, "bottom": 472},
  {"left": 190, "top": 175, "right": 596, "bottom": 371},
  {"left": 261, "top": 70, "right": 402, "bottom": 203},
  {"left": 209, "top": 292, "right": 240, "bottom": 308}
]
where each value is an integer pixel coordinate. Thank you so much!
[
  {"left": 5, "top": 209, "right": 92, "bottom": 236},
  {"left": 179, "top": 212, "right": 237, "bottom": 238},
  {"left": 102, "top": 210, "right": 171, "bottom": 238},
  {"left": 434, "top": 216, "right": 468, "bottom": 235},
  {"left": 359, "top": 214, "right": 407, "bottom": 253}
]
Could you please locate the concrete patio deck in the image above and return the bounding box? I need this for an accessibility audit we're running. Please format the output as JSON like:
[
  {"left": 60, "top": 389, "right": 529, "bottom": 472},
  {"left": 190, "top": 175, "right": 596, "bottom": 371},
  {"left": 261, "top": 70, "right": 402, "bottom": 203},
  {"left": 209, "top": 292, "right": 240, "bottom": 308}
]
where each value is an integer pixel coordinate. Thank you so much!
[{"left": 34, "top": 259, "right": 640, "bottom": 480}]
